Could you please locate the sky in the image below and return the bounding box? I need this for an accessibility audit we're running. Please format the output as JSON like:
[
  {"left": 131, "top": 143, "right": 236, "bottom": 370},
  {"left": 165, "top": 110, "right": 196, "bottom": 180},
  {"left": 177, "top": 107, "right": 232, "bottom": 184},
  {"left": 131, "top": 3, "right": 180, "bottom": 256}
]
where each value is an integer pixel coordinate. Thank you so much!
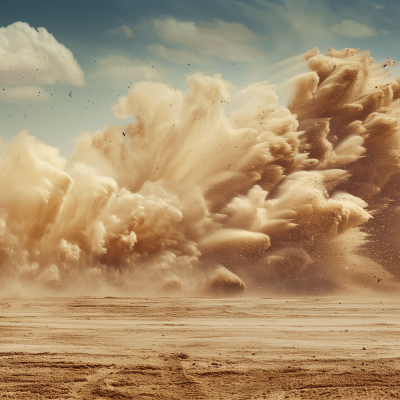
[{"left": 1, "top": 0, "right": 399, "bottom": 158}]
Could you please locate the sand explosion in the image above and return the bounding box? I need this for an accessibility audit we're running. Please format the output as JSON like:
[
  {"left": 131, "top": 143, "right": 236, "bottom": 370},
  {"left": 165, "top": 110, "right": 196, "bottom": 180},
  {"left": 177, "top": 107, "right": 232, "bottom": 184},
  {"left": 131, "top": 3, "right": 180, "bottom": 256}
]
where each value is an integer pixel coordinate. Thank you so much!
[{"left": 1, "top": 47, "right": 400, "bottom": 297}]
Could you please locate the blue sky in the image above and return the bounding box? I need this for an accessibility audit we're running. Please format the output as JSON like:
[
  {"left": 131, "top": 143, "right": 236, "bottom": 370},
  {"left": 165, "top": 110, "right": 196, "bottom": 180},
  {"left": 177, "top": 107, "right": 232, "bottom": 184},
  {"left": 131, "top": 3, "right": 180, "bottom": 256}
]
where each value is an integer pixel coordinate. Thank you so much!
[{"left": 0, "top": 0, "right": 398, "bottom": 157}]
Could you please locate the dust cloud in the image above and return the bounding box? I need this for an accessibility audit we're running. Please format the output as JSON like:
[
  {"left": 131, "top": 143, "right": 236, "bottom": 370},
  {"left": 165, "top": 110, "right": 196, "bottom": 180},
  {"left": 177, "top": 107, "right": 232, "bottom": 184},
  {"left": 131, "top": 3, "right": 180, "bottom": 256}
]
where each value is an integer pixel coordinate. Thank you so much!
[{"left": 1, "top": 47, "right": 400, "bottom": 297}]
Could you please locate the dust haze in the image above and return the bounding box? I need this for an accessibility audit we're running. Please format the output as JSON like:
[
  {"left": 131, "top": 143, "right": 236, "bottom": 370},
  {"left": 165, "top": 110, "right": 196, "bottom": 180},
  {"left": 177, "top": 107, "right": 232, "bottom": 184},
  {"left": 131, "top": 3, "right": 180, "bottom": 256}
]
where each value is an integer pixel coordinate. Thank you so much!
[{"left": 1, "top": 47, "right": 400, "bottom": 297}]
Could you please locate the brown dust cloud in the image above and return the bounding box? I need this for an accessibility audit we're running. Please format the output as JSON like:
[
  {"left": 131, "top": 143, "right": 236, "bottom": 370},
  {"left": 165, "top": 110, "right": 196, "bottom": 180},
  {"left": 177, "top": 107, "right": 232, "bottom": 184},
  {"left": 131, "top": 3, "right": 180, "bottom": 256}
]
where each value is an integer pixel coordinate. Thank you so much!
[{"left": 1, "top": 47, "right": 400, "bottom": 297}]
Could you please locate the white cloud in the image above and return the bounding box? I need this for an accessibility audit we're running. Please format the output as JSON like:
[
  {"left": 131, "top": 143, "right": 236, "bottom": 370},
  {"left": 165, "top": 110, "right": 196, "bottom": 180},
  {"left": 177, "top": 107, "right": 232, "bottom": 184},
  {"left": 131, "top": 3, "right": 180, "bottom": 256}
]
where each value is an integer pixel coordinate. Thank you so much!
[
  {"left": 330, "top": 20, "right": 378, "bottom": 38},
  {"left": 106, "top": 25, "right": 135, "bottom": 38},
  {"left": 147, "top": 43, "right": 209, "bottom": 64},
  {"left": 0, "top": 85, "right": 50, "bottom": 102},
  {"left": 92, "top": 55, "right": 163, "bottom": 85},
  {"left": 147, "top": 18, "right": 264, "bottom": 62},
  {"left": 0, "top": 22, "right": 84, "bottom": 86},
  {"left": 375, "top": 4, "right": 386, "bottom": 9}
]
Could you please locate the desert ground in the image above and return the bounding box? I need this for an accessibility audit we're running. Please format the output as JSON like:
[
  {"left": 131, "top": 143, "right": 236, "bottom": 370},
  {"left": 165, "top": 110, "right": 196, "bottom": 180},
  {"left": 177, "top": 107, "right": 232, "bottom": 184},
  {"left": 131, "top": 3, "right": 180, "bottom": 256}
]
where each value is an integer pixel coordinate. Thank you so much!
[{"left": 0, "top": 296, "right": 399, "bottom": 399}]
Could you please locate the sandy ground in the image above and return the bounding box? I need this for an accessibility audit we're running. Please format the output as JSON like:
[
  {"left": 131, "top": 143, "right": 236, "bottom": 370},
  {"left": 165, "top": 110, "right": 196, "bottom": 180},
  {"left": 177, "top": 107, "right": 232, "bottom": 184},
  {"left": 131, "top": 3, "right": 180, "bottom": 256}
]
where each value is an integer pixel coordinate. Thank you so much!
[{"left": 0, "top": 296, "right": 399, "bottom": 399}]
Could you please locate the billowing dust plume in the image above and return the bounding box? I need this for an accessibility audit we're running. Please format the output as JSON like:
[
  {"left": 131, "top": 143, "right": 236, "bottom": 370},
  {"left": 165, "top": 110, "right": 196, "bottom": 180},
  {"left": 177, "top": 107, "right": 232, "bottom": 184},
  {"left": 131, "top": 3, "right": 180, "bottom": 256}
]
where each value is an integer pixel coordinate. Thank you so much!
[{"left": 2, "top": 47, "right": 400, "bottom": 296}]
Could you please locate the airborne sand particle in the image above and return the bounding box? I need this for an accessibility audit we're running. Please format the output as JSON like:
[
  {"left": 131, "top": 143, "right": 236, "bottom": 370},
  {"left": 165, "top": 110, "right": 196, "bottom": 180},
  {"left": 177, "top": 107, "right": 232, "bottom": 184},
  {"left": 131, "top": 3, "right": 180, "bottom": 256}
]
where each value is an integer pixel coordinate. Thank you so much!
[{"left": 1, "top": 47, "right": 400, "bottom": 297}]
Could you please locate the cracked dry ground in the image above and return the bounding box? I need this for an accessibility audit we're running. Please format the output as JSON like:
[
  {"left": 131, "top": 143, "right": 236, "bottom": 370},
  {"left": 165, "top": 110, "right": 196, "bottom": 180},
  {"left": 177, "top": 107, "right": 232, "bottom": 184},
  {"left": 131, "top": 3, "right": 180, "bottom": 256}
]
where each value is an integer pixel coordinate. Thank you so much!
[{"left": 0, "top": 297, "right": 400, "bottom": 399}]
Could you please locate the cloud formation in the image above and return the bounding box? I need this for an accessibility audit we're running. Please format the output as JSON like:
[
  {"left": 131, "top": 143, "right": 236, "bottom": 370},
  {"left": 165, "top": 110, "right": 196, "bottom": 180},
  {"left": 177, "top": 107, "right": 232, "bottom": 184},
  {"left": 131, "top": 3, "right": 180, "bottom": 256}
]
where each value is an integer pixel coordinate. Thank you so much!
[
  {"left": 147, "top": 18, "right": 264, "bottom": 62},
  {"left": 106, "top": 25, "right": 135, "bottom": 38},
  {"left": 0, "top": 22, "right": 85, "bottom": 86},
  {"left": 237, "top": 0, "right": 331, "bottom": 57},
  {"left": 330, "top": 20, "right": 378, "bottom": 38}
]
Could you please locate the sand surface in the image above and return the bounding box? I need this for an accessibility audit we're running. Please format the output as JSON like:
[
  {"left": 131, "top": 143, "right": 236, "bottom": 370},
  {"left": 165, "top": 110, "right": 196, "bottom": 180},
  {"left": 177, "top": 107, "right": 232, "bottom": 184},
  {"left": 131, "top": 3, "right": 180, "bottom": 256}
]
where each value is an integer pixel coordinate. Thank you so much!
[{"left": 0, "top": 296, "right": 399, "bottom": 399}]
